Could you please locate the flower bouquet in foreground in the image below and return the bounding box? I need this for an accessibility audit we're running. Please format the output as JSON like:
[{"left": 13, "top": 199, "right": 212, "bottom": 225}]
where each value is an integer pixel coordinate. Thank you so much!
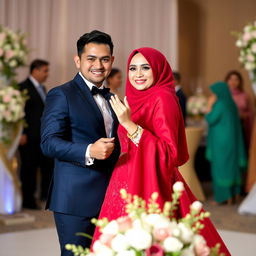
[{"left": 66, "top": 182, "right": 224, "bottom": 256}]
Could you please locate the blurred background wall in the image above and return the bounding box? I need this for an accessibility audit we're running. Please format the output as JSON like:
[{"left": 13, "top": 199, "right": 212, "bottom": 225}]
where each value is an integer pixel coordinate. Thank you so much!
[
  {"left": 1, "top": 0, "right": 256, "bottom": 99},
  {"left": 179, "top": 0, "right": 256, "bottom": 98},
  {"left": 0, "top": 0, "right": 178, "bottom": 97}
]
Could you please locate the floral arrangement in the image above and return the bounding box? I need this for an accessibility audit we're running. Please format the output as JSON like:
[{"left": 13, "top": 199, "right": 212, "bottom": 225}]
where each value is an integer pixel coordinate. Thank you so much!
[
  {"left": 0, "top": 25, "right": 28, "bottom": 143},
  {"left": 0, "top": 25, "right": 28, "bottom": 79},
  {"left": 187, "top": 88, "right": 208, "bottom": 117},
  {"left": 66, "top": 182, "right": 224, "bottom": 256},
  {"left": 0, "top": 86, "right": 26, "bottom": 123},
  {"left": 234, "top": 21, "right": 256, "bottom": 79},
  {"left": 0, "top": 83, "right": 27, "bottom": 143}
]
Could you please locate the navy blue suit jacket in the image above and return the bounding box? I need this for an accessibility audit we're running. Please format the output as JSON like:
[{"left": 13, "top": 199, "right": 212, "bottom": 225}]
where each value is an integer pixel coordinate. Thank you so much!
[{"left": 41, "top": 74, "right": 120, "bottom": 217}]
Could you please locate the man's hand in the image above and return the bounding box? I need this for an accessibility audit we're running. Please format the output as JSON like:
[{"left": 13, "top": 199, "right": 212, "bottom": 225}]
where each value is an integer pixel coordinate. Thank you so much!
[
  {"left": 90, "top": 137, "right": 115, "bottom": 160},
  {"left": 19, "top": 134, "right": 28, "bottom": 146}
]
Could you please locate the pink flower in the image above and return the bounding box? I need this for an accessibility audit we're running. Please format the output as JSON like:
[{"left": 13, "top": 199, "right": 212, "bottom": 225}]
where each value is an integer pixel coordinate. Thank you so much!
[
  {"left": 243, "top": 32, "right": 251, "bottom": 42},
  {"left": 0, "top": 48, "right": 4, "bottom": 57},
  {"left": 5, "top": 50, "right": 14, "bottom": 60},
  {"left": 99, "top": 233, "right": 115, "bottom": 247},
  {"left": 194, "top": 242, "right": 210, "bottom": 256},
  {"left": 117, "top": 216, "right": 132, "bottom": 232},
  {"left": 145, "top": 244, "right": 164, "bottom": 256},
  {"left": 3, "top": 95, "right": 11, "bottom": 103},
  {"left": 153, "top": 228, "right": 169, "bottom": 241}
]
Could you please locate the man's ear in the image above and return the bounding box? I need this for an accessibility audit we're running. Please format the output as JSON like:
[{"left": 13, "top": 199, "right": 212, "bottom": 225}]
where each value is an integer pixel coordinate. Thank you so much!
[
  {"left": 74, "top": 55, "right": 80, "bottom": 69},
  {"left": 111, "top": 56, "right": 115, "bottom": 64}
]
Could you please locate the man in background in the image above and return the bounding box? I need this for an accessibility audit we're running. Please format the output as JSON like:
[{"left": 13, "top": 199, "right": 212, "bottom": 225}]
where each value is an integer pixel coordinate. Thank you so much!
[
  {"left": 173, "top": 71, "right": 187, "bottom": 123},
  {"left": 19, "top": 59, "right": 53, "bottom": 209}
]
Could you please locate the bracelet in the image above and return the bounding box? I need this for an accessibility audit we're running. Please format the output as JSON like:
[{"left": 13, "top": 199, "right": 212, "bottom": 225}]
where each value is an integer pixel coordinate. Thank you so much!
[
  {"left": 127, "top": 125, "right": 139, "bottom": 139},
  {"left": 127, "top": 125, "right": 143, "bottom": 146}
]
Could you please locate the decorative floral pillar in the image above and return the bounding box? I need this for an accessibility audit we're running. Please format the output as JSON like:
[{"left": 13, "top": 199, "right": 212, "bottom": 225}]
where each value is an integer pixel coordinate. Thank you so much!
[{"left": 0, "top": 25, "right": 28, "bottom": 214}]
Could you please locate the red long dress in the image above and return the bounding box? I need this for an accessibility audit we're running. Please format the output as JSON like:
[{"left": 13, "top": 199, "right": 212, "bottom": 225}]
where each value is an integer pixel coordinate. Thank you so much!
[{"left": 93, "top": 47, "right": 230, "bottom": 255}]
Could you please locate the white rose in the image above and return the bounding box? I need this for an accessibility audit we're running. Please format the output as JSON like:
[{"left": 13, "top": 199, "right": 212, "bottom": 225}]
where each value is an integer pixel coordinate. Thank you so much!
[
  {"left": 9, "top": 59, "right": 17, "bottom": 68},
  {"left": 244, "top": 25, "right": 251, "bottom": 32},
  {"left": 245, "top": 62, "right": 255, "bottom": 71},
  {"left": 144, "top": 214, "right": 170, "bottom": 229},
  {"left": 125, "top": 228, "right": 152, "bottom": 250},
  {"left": 173, "top": 181, "right": 184, "bottom": 192},
  {"left": 163, "top": 237, "right": 183, "bottom": 252},
  {"left": 190, "top": 201, "right": 203, "bottom": 213},
  {"left": 102, "top": 220, "right": 119, "bottom": 235},
  {"left": 111, "top": 234, "right": 129, "bottom": 252},
  {"left": 93, "top": 241, "right": 114, "bottom": 256},
  {"left": 178, "top": 223, "right": 194, "bottom": 243},
  {"left": 236, "top": 39, "right": 243, "bottom": 47}
]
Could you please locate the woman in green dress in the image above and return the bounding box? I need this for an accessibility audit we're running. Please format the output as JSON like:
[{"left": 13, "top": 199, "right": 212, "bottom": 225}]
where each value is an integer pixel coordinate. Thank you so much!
[{"left": 205, "top": 81, "right": 247, "bottom": 204}]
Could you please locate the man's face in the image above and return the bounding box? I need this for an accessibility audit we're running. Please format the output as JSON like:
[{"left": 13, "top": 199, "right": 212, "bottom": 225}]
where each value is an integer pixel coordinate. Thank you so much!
[
  {"left": 33, "top": 65, "right": 49, "bottom": 84},
  {"left": 74, "top": 43, "right": 114, "bottom": 87}
]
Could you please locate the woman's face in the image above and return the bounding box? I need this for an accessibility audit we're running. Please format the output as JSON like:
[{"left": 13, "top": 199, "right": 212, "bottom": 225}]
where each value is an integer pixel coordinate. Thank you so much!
[
  {"left": 108, "top": 72, "right": 122, "bottom": 89},
  {"left": 128, "top": 53, "right": 154, "bottom": 90},
  {"left": 227, "top": 74, "right": 240, "bottom": 89}
]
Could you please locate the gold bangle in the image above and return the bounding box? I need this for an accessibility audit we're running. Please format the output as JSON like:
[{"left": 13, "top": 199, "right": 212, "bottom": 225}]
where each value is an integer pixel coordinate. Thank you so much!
[{"left": 127, "top": 125, "right": 138, "bottom": 139}]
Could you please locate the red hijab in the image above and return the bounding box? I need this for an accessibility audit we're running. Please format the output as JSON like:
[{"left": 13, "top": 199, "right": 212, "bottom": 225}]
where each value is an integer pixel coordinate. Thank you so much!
[{"left": 126, "top": 47, "right": 176, "bottom": 114}]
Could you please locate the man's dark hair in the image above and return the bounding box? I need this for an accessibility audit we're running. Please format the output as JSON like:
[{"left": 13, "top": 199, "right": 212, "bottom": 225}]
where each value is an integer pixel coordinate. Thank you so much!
[
  {"left": 30, "top": 59, "right": 49, "bottom": 73},
  {"left": 173, "top": 71, "right": 181, "bottom": 82},
  {"left": 77, "top": 30, "right": 114, "bottom": 57}
]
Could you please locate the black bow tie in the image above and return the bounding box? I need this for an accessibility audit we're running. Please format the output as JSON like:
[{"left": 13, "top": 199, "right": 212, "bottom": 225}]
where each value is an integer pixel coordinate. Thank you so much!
[{"left": 91, "top": 86, "right": 110, "bottom": 99}]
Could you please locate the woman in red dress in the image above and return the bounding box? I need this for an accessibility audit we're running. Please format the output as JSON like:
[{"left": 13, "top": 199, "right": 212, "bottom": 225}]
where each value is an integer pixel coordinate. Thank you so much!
[{"left": 93, "top": 47, "right": 230, "bottom": 255}]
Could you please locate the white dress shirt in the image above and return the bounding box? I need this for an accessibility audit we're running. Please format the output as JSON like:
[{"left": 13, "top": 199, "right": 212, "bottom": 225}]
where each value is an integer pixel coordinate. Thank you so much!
[
  {"left": 79, "top": 72, "right": 113, "bottom": 165},
  {"left": 29, "top": 75, "right": 46, "bottom": 102}
]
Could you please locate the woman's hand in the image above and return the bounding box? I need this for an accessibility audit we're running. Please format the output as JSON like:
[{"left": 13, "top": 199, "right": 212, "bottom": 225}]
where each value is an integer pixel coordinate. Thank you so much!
[
  {"left": 206, "top": 94, "right": 217, "bottom": 113},
  {"left": 109, "top": 95, "right": 137, "bottom": 134}
]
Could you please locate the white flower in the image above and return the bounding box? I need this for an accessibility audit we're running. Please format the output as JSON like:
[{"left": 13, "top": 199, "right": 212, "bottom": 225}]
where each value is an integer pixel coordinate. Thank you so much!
[
  {"left": 190, "top": 201, "right": 203, "bottom": 213},
  {"left": 93, "top": 241, "right": 114, "bottom": 256},
  {"left": 245, "top": 62, "right": 255, "bottom": 71},
  {"left": 173, "top": 181, "right": 184, "bottom": 192},
  {"left": 111, "top": 234, "right": 129, "bottom": 252},
  {"left": 163, "top": 236, "right": 183, "bottom": 252},
  {"left": 144, "top": 213, "right": 169, "bottom": 229},
  {"left": 236, "top": 39, "right": 243, "bottom": 47},
  {"left": 9, "top": 59, "right": 17, "bottom": 68},
  {"left": 125, "top": 227, "right": 152, "bottom": 250},
  {"left": 178, "top": 223, "right": 194, "bottom": 243},
  {"left": 102, "top": 220, "right": 119, "bottom": 235}
]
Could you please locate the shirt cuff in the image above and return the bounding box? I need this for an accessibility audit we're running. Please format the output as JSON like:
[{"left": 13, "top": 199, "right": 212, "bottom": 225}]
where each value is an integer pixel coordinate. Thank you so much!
[{"left": 85, "top": 144, "right": 94, "bottom": 166}]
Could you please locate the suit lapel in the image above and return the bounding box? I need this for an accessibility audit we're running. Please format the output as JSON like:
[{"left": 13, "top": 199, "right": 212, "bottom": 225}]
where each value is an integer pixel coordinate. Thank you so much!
[
  {"left": 106, "top": 93, "right": 119, "bottom": 138},
  {"left": 73, "top": 74, "right": 105, "bottom": 129}
]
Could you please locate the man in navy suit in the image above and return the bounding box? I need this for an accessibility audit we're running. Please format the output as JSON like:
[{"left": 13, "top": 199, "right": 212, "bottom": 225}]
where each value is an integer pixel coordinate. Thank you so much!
[{"left": 41, "top": 30, "right": 120, "bottom": 255}]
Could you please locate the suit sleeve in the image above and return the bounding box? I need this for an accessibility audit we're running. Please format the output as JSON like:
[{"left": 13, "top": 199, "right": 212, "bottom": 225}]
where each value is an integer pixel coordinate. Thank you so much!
[{"left": 40, "top": 87, "right": 88, "bottom": 166}]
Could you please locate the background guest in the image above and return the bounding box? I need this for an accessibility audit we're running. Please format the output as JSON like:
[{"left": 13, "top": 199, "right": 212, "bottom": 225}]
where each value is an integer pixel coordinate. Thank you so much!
[
  {"left": 18, "top": 59, "right": 54, "bottom": 209},
  {"left": 107, "top": 67, "right": 122, "bottom": 99},
  {"left": 225, "top": 70, "right": 255, "bottom": 152},
  {"left": 173, "top": 71, "right": 187, "bottom": 123},
  {"left": 205, "top": 81, "right": 247, "bottom": 205}
]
